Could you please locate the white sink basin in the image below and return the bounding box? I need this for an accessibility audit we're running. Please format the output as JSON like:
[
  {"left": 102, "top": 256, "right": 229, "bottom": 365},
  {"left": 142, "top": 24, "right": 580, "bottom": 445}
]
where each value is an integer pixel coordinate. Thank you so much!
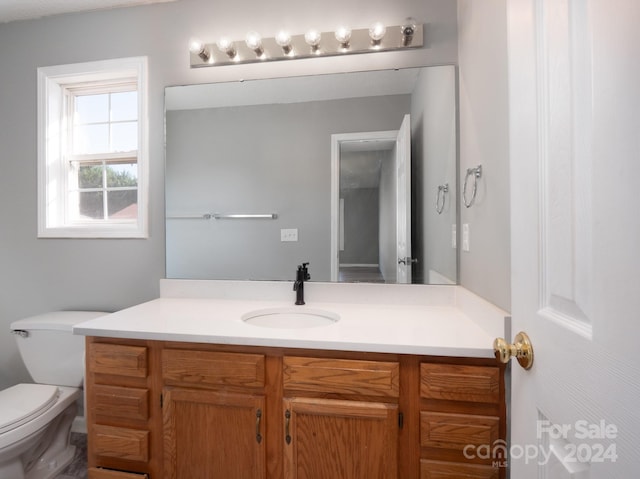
[{"left": 242, "top": 307, "right": 339, "bottom": 329}]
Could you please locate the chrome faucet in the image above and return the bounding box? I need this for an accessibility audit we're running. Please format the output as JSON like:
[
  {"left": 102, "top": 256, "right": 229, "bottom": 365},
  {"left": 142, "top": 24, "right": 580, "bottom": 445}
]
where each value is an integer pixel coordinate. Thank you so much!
[{"left": 293, "top": 262, "right": 310, "bottom": 305}]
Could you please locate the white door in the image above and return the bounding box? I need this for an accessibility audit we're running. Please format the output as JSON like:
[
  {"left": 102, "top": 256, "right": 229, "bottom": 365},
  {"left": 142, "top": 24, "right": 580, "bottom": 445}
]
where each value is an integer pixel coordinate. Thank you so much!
[
  {"left": 395, "top": 114, "right": 412, "bottom": 284},
  {"left": 508, "top": 0, "right": 640, "bottom": 477}
]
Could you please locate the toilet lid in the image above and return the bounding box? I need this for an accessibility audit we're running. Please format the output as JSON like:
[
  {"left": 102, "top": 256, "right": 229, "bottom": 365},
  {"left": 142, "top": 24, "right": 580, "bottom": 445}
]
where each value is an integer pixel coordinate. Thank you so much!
[{"left": 0, "top": 384, "right": 59, "bottom": 434}]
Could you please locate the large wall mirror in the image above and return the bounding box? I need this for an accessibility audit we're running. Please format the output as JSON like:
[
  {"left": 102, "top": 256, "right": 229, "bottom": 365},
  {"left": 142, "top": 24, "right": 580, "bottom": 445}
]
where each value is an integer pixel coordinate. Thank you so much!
[{"left": 165, "top": 65, "right": 457, "bottom": 284}]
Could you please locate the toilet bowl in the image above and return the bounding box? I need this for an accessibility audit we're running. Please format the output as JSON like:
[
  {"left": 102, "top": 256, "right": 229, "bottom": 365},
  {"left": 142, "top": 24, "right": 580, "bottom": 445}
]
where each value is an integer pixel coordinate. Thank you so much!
[{"left": 0, "top": 311, "right": 108, "bottom": 479}]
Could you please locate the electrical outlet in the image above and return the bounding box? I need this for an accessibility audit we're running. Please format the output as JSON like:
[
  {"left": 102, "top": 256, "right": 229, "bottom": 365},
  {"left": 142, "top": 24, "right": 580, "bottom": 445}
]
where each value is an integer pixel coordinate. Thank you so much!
[
  {"left": 280, "top": 228, "right": 298, "bottom": 242},
  {"left": 462, "top": 223, "right": 470, "bottom": 252}
]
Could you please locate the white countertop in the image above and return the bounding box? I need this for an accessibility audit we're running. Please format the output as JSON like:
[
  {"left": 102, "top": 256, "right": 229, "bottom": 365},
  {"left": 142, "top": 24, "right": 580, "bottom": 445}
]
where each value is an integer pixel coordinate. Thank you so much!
[{"left": 73, "top": 280, "right": 509, "bottom": 359}]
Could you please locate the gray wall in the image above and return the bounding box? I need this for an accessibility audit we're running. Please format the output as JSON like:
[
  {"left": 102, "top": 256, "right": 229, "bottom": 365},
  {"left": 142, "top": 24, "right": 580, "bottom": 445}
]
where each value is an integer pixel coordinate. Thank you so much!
[
  {"left": 0, "top": 0, "right": 459, "bottom": 388},
  {"left": 166, "top": 95, "right": 410, "bottom": 281},
  {"left": 340, "top": 187, "right": 380, "bottom": 265},
  {"left": 457, "top": 0, "right": 511, "bottom": 311}
]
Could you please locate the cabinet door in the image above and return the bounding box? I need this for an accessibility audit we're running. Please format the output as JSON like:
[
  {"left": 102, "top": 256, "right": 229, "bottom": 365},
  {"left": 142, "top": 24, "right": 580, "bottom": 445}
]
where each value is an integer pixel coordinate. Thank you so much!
[
  {"left": 163, "top": 388, "right": 265, "bottom": 479},
  {"left": 283, "top": 397, "right": 398, "bottom": 479}
]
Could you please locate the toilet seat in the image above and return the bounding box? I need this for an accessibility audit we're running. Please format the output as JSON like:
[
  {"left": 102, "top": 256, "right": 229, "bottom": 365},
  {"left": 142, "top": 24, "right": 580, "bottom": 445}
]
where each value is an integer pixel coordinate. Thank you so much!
[{"left": 0, "top": 384, "right": 59, "bottom": 435}]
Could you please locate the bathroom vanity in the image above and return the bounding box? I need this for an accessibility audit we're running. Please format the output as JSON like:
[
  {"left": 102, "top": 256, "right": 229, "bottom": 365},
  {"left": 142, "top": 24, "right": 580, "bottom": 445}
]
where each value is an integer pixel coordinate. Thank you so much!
[{"left": 76, "top": 280, "right": 508, "bottom": 479}]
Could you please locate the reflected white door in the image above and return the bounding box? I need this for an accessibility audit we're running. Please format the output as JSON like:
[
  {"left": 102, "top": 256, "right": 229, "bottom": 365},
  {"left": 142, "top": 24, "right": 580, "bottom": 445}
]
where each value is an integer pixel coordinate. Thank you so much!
[
  {"left": 508, "top": 0, "right": 640, "bottom": 477},
  {"left": 395, "top": 114, "right": 412, "bottom": 284}
]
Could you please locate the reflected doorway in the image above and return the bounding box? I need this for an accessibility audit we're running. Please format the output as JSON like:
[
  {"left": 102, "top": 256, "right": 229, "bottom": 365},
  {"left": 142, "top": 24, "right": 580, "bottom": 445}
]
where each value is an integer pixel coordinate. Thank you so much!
[{"left": 330, "top": 114, "right": 412, "bottom": 283}]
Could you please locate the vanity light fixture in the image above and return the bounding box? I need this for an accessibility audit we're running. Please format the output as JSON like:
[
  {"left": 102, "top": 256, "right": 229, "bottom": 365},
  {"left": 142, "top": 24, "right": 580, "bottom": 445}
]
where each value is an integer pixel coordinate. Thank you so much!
[
  {"left": 216, "top": 37, "right": 237, "bottom": 59},
  {"left": 245, "top": 31, "right": 265, "bottom": 58},
  {"left": 334, "top": 26, "right": 352, "bottom": 49},
  {"left": 189, "top": 20, "right": 423, "bottom": 68}
]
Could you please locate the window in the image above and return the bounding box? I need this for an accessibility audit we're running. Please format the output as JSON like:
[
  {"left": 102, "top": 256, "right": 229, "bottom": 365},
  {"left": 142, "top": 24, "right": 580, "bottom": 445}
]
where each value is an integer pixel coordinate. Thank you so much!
[{"left": 37, "top": 57, "right": 148, "bottom": 238}]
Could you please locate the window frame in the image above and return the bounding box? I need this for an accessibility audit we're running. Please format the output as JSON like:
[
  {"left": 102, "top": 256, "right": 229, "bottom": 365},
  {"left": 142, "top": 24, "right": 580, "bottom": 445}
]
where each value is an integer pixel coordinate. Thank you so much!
[{"left": 37, "top": 57, "right": 148, "bottom": 238}]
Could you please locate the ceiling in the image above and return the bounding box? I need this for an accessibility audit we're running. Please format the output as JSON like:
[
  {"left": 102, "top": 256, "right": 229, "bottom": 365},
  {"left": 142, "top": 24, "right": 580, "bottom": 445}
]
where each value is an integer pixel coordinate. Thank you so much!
[{"left": 0, "top": 0, "right": 176, "bottom": 24}]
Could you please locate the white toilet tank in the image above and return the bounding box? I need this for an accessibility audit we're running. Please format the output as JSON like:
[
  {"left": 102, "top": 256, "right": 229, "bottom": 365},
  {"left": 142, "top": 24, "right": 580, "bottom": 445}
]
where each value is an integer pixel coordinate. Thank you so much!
[{"left": 10, "top": 311, "right": 109, "bottom": 387}]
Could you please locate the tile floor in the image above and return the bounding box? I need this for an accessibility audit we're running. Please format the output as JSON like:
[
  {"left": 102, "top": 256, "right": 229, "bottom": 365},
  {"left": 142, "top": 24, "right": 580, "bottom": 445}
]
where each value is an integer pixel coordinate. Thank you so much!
[{"left": 56, "top": 433, "right": 87, "bottom": 479}]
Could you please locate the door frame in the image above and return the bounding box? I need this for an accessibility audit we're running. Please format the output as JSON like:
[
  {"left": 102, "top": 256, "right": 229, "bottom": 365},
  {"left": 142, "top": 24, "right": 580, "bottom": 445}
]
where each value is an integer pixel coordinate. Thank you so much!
[{"left": 330, "top": 130, "right": 399, "bottom": 282}]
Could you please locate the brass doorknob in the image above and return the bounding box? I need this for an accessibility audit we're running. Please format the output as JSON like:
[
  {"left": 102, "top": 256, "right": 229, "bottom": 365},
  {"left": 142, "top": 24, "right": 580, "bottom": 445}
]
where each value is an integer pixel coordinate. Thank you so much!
[{"left": 493, "top": 332, "right": 534, "bottom": 370}]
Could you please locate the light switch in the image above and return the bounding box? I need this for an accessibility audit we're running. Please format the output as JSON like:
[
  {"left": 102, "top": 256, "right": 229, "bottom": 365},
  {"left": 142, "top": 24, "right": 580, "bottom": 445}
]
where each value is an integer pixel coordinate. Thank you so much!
[
  {"left": 452, "top": 224, "right": 457, "bottom": 249},
  {"left": 462, "top": 223, "right": 470, "bottom": 252},
  {"left": 281, "top": 228, "right": 298, "bottom": 242}
]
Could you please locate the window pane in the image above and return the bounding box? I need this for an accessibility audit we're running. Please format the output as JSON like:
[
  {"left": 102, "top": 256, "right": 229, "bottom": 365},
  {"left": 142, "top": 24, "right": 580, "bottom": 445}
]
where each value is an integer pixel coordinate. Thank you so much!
[
  {"left": 108, "top": 190, "right": 137, "bottom": 219},
  {"left": 106, "top": 162, "right": 137, "bottom": 187},
  {"left": 111, "top": 122, "right": 138, "bottom": 152},
  {"left": 111, "top": 91, "right": 138, "bottom": 122},
  {"left": 74, "top": 124, "right": 109, "bottom": 154},
  {"left": 75, "top": 94, "right": 109, "bottom": 124},
  {"left": 79, "top": 191, "right": 104, "bottom": 219},
  {"left": 78, "top": 164, "right": 104, "bottom": 188}
]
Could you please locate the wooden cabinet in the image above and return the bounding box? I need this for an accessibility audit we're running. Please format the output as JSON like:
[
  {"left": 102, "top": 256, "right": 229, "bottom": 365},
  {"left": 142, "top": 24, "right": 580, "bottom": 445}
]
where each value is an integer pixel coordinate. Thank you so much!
[
  {"left": 88, "top": 343, "right": 148, "bottom": 378},
  {"left": 161, "top": 349, "right": 265, "bottom": 389},
  {"left": 282, "top": 356, "right": 401, "bottom": 479},
  {"left": 283, "top": 397, "right": 398, "bottom": 479},
  {"left": 282, "top": 356, "right": 400, "bottom": 397},
  {"left": 163, "top": 388, "right": 265, "bottom": 479},
  {"left": 86, "top": 339, "right": 161, "bottom": 478},
  {"left": 419, "top": 362, "right": 505, "bottom": 478},
  {"left": 85, "top": 339, "right": 506, "bottom": 479},
  {"left": 88, "top": 468, "right": 148, "bottom": 479},
  {"left": 419, "top": 460, "right": 499, "bottom": 479},
  {"left": 161, "top": 349, "right": 266, "bottom": 479}
]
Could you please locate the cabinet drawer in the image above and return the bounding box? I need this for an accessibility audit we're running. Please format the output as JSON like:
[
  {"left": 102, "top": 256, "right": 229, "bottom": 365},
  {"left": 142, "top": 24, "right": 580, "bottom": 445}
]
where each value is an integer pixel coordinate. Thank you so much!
[
  {"left": 420, "top": 460, "right": 498, "bottom": 479},
  {"left": 283, "top": 356, "right": 400, "bottom": 397},
  {"left": 420, "top": 364, "right": 499, "bottom": 403},
  {"left": 89, "top": 344, "right": 148, "bottom": 378},
  {"left": 89, "top": 468, "right": 148, "bottom": 479},
  {"left": 91, "top": 385, "right": 149, "bottom": 421},
  {"left": 162, "top": 349, "right": 265, "bottom": 388},
  {"left": 420, "top": 412, "right": 499, "bottom": 450},
  {"left": 93, "top": 424, "right": 150, "bottom": 462}
]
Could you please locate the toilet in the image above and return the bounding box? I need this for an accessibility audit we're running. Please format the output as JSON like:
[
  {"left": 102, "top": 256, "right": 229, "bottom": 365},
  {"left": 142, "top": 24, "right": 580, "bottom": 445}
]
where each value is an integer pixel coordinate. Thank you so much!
[{"left": 0, "top": 311, "right": 108, "bottom": 479}]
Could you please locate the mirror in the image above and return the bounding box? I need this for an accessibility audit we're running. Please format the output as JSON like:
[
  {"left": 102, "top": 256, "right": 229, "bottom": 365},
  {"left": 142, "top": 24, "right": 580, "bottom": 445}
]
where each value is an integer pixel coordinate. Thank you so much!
[{"left": 165, "top": 65, "right": 457, "bottom": 284}]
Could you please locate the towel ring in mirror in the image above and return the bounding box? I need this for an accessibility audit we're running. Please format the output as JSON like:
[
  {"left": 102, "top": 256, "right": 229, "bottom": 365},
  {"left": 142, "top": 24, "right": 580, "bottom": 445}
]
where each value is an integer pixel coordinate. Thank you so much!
[{"left": 435, "top": 183, "right": 449, "bottom": 214}]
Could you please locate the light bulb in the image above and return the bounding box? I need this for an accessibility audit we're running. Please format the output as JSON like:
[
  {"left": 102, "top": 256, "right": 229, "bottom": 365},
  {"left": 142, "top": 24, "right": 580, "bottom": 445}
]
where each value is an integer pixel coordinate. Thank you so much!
[
  {"left": 334, "top": 26, "right": 352, "bottom": 47},
  {"left": 244, "top": 32, "right": 262, "bottom": 53},
  {"left": 401, "top": 17, "right": 418, "bottom": 46},
  {"left": 245, "top": 31, "right": 264, "bottom": 57},
  {"left": 304, "top": 29, "right": 321, "bottom": 48},
  {"left": 189, "top": 39, "right": 204, "bottom": 54},
  {"left": 275, "top": 30, "right": 293, "bottom": 54},
  {"left": 216, "top": 37, "right": 237, "bottom": 58},
  {"left": 369, "top": 22, "right": 386, "bottom": 43},
  {"left": 189, "top": 38, "right": 210, "bottom": 62}
]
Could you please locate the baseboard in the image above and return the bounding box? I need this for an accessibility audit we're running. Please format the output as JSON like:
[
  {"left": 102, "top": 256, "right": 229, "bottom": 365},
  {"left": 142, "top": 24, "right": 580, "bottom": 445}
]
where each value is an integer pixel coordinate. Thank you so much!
[{"left": 339, "top": 263, "right": 379, "bottom": 268}]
